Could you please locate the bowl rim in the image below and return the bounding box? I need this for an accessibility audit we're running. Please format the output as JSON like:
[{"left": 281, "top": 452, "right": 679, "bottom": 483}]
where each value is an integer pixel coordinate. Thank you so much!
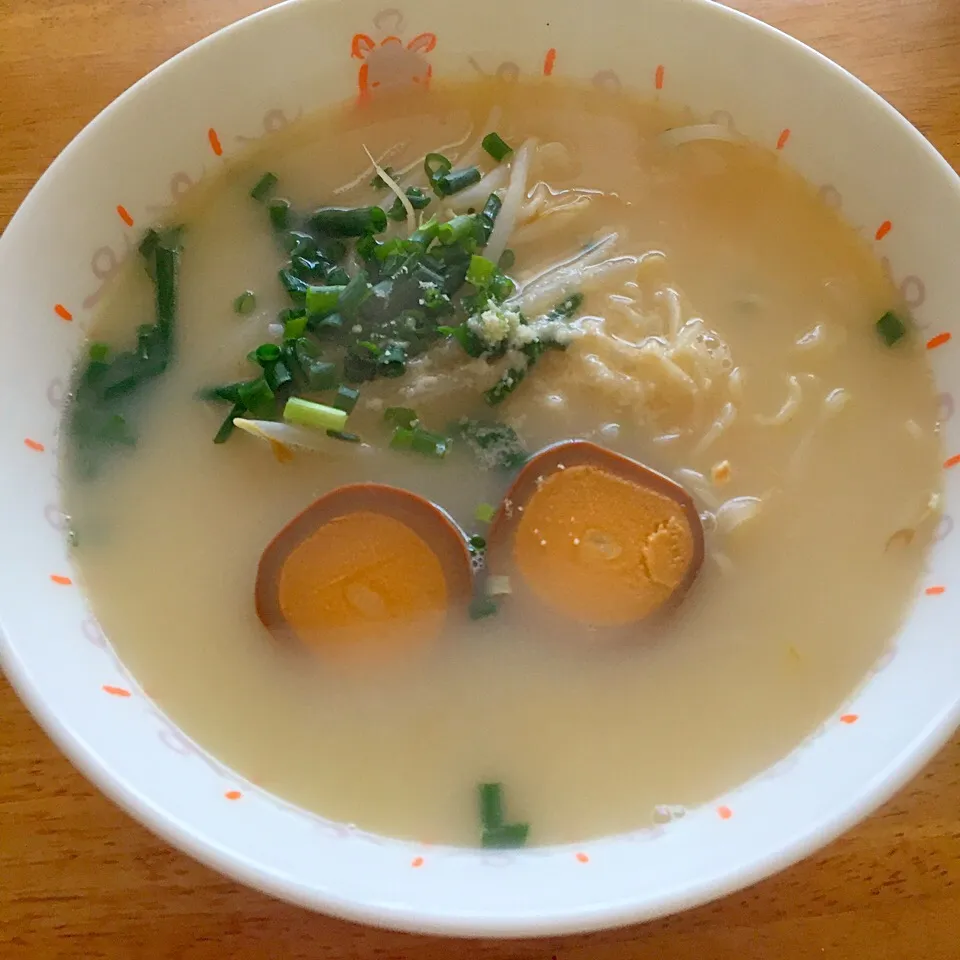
[{"left": 2, "top": 0, "right": 960, "bottom": 937}]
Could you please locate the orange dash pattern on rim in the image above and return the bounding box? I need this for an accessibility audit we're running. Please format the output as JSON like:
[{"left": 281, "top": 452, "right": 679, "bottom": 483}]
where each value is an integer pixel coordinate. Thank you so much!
[
  {"left": 840, "top": 714, "right": 859, "bottom": 724},
  {"left": 23, "top": 438, "right": 44, "bottom": 452},
  {"left": 575, "top": 852, "right": 590, "bottom": 863},
  {"left": 411, "top": 856, "right": 425, "bottom": 868},
  {"left": 116, "top": 204, "right": 133, "bottom": 227},
  {"left": 776, "top": 128, "right": 790, "bottom": 150},
  {"left": 543, "top": 47, "right": 556, "bottom": 76},
  {"left": 927, "top": 332, "right": 951, "bottom": 349},
  {"left": 717, "top": 805, "right": 733, "bottom": 820},
  {"left": 654, "top": 64, "right": 664, "bottom": 89},
  {"left": 102, "top": 685, "right": 131, "bottom": 697},
  {"left": 208, "top": 127, "right": 223, "bottom": 156},
  {"left": 875, "top": 219, "right": 892, "bottom": 241},
  {"left": 54, "top": 303, "right": 73, "bottom": 321},
  {"left": 926, "top": 585, "right": 946, "bottom": 596},
  {"left": 944, "top": 453, "right": 960, "bottom": 468},
  {"left": 224, "top": 790, "right": 242, "bottom": 800},
  {"left": 49, "top": 574, "right": 72, "bottom": 585}
]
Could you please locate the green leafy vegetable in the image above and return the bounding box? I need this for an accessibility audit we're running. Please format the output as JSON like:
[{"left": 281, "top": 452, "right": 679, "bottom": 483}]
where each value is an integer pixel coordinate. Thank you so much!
[
  {"left": 69, "top": 227, "right": 182, "bottom": 476},
  {"left": 477, "top": 783, "right": 528, "bottom": 848},
  {"left": 458, "top": 419, "right": 529, "bottom": 469}
]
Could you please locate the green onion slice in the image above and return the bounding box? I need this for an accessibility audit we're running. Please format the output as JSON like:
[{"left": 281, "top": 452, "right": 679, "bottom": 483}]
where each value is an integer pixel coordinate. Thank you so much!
[
  {"left": 481, "top": 132, "right": 513, "bottom": 162},
  {"left": 283, "top": 397, "right": 348, "bottom": 432}
]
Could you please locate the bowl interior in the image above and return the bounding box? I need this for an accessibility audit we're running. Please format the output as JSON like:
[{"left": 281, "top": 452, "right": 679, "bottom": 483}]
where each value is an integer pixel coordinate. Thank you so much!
[{"left": 2, "top": 0, "right": 960, "bottom": 937}]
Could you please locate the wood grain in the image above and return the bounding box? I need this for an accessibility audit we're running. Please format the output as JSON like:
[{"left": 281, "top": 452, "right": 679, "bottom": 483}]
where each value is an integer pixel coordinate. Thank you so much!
[{"left": 2, "top": 0, "right": 960, "bottom": 956}]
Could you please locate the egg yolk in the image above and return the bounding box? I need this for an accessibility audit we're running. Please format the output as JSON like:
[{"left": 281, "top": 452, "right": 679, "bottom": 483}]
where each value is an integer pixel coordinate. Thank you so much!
[
  {"left": 277, "top": 510, "right": 449, "bottom": 656},
  {"left": 513, "top": 464, "right": 695, "bottom": 626}
]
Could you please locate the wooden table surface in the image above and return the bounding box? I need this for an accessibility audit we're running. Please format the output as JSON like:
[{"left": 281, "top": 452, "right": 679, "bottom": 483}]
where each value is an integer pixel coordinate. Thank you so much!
[{"left": 3, "top": 0, "right": 960, "bottom": 956}]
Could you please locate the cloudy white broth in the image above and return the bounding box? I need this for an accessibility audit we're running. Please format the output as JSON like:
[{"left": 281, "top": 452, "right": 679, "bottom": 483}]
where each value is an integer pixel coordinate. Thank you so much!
[{"left": 62, "top": 79, "right": 942, "bottom": 846}]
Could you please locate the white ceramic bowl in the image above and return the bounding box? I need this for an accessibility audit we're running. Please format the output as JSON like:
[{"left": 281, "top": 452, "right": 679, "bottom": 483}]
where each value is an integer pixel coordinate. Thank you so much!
[{"left": 2, "top": 0, "right": 960, "bottom": 937}]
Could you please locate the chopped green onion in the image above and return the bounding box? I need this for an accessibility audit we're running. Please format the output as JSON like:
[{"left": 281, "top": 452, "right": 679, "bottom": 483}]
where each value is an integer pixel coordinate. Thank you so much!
[
  {"left": 155, "top": 244, "right": 178, "bottom": 337},
  {"left": 389, "top": 426, "right": 415, "bottom": 451},
  {"left": 485, "top": 365, "right": 528, "bottom": 405},
  {"left": 478, "top": 783, "right": 504, "bottom": 829},
  {"left": 424, "top": 152, "right": 453, "bottom": 194},
  {"left": 284, "top": 230, "right": 316, "bottom": 259},
  {"left": 283, "top": 313, "right": 309, "bottom": 339},
  {"left": 88, "top": 342, "right": 110, "bottom": 363},
  {"left": 326, "top": 266, "right": 351, "bottom": 286},
  {"left": 253, "top": 343, "right": 281, "bottom": 366},
  {"left": 308, "top": 206, "right": 387, "bottom": 237},
  {"left": 250, "top": 172, "right": 279, "bottom": 202},
  {"left": 482, "top": 822, "right": 529, "bottom": 849},
  {"left": 326, "top": 429, "right": 362, "bottom": 443},
  {"left": 233, "top": 290, "right": 257, "bottom": 315},
  {"left": 213, "top": 402, "right": 244, "bottom": 444},
  {"left": 411, "top": 428, "right": 448, "bottom": 457},
  {"left": 283, "top": 397, "right": 348, "bottom": 432},
  {"left": 437, "top": 214, "right": 481, "bottom": 246},
  {"left": 268, "top": 197, "right": 291, "bottom": 230},
  {"left": 387, "top": 186, "right": 432, "bottom": 222},
  {"left": 477, "top": 782, "right": 528, "bottom": 847},
  {"left": 478, "top": 193, "right": 502, "bottom": 245},
  {"left": 390, "top": 425, "right": 448, "bottom": 458},
  {"left": 544, "top": 292, "right": 584, "bottom": 321},
  {"left": 237, "top": 377, "right": 275, "bottom": 418},
  {"left": 343, "top": 343, "right": 380, "bottom": 383},
  {"left": 198, "top": 381, "right": 247, "bottom": 403},
  {"left": 304, "top": 360, "right": 338, "bottom": 392},
  {"left": 384, "top": 406, "right": 418, "bottom": 428},
  {"left": 377, "top": 341, "right": 407, "bottom": 378},
  {"left": 338, "top": 270, "right": 373, "bottom": 319},
  {"left": 138, "top": 228, "right": 160, "bottom": 264},
  {"left": 468, "top": 534, "right": 487, "bottom": 551},
  {"left": 333, "top": 385, "right": 360, "bottom": 413},
  {"left": 470, "top": 596, "right": 499, "bottom": 620},
  {"left": 279, "top": 269, "right": 309, "bottom": 303},
  {"left": 458, "top": 419, "right": 529, "bottom": 469},
  {"left": 305, "top": 284, "right": 346, "bottom": 316},
  {"left": 369, "top": 165, "right": 396, "bottom": 190},
  {"left": 481, "top": 132, "right": 514, "bottom": 162},
  {"left": 263, "top": 358, "right": 293, "bottom": 393},
  {"left": 408, "top": 216, "right": 441, "bottom": 251},
  {"left": 475, "top": 502, "right": 496, "bottom": 523},
  {"left": 877, "top": 310, "right": 907, "bottom": 346},
  {"left": 467, "top": 255, "right": 497, "bottom": 288},
  {"left": 498, "top": 249, "right": 516, "bottom": 270},
  {"left": 434, "top": 167, "right": 483, "bottom": 198},
  {"left": 438, "top": 323, "right": 487, "bottom": 358}
]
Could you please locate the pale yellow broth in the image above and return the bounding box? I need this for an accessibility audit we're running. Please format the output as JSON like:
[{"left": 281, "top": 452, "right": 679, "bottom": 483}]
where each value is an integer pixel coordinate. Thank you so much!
[{"left": 63, "top": 80, "right": 942, "bottom": 846}]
